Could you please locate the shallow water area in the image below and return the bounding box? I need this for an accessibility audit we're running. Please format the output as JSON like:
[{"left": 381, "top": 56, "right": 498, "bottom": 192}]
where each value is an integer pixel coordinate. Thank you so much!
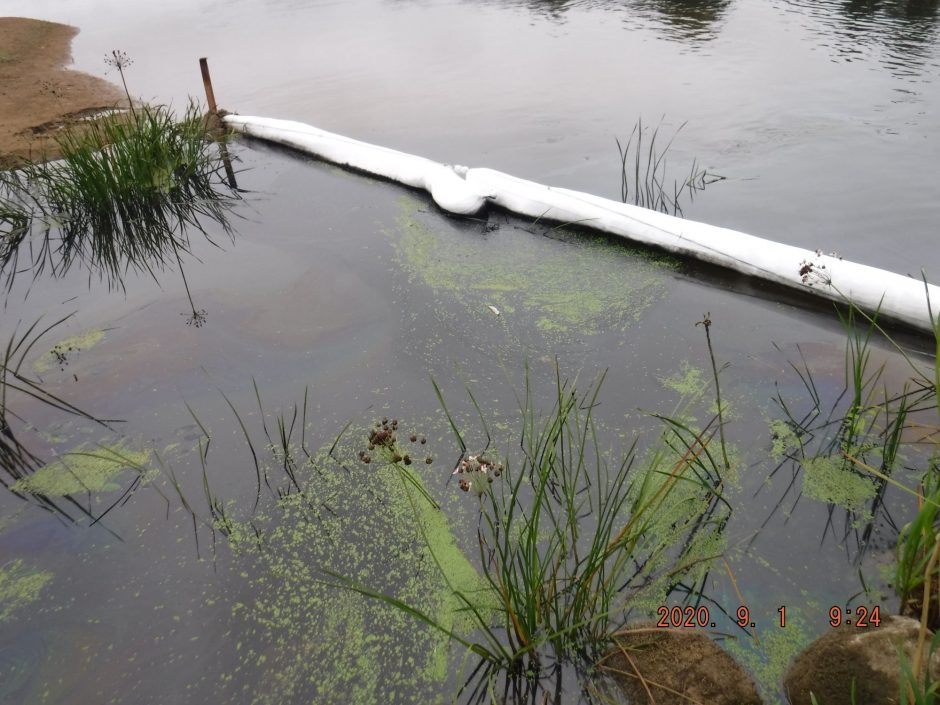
[
  {"left": 1, "top": 140, "right": 935, "bottom": 704},
  {"left": 2, "top": 1, "right": 940, "bottom": 703}
]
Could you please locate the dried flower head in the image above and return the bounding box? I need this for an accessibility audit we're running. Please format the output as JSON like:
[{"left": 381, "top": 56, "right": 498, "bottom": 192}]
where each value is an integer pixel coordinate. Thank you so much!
[
  {"left": 104, "top": 49, "right": 134, "bottom": 70},
  {"left": 183, "top": 309, "right": 208, "bottom": 327},
  {"left": 453, "top": 454, "right": 502, "bottom": 496},
  {"left": 798, "top": 253, "right": 833, "bottom": 288}
]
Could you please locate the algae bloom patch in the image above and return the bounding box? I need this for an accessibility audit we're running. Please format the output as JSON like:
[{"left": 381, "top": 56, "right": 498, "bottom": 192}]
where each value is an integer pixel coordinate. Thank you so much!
[
  {"left": 800, "top": 456, "right": 877, "bottom": 518},
  {"left": 12, "top": 441, "right": 149, "bottom": 496},
  {"left": 212, "top": 429, "right": 494, "bottom": 705},
  {"left": 393, "top": 196, "right": 677, "bottom": 342},
  {"left": 0, "top": 559, "right": 53, "bottom": 623},
  {"left": 32, "top": 328, "right": 105, "bottom": 374}
]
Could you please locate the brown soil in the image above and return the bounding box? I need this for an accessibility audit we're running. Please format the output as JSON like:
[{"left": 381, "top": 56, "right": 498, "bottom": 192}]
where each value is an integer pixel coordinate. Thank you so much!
[{"left": 0, "top": 16, "right": 125, "bottom": 166}]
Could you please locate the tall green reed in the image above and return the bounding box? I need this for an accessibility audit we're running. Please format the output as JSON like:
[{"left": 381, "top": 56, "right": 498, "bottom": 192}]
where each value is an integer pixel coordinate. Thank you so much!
[
  {"left": 0, "top": 314, "right": 151, "bottom": 530},
  {"left": 332, "top": 362, "right": 730, "bottom": 676},
  {"left": 771, "top": 294, "right": 940, "bottom": 701},
  {"left": 0, "top": 100, "right": 240, "bottom": 295},
  {"left": 761, "top": 303, "right": 936, "bottom": 557},
  {"left": 616, "top": 117, "right": 723, "bottom": 216},
  {"left": 470, "top": 365, "right": 726, "bottom": 664}
]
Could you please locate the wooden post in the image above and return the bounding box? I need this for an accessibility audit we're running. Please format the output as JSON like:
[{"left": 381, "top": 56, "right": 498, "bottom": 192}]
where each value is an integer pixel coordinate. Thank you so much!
[
  {"left": 199, "top": 58, "right": 218, "bottom": 114},
  {"left": 198, "top": 57, "right": 238, "bottom": 189}
]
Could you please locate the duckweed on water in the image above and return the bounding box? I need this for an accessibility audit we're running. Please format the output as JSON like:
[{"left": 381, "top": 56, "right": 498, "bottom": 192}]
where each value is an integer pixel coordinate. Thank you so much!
[
  {"left": 0, "top": 559, "right": 53, "bottom": 623},
  {"left": 32, "top": 328, "right": 105, "bottom": 375},
  {"left": 768, "top": 419, "right": 800, "bottom": 462},
  {"left": 725, "top": 610, "right": 811, "bottom": 705},
  {"left": 656, "top": 360, "right": 743, "bottom": 487},
  {"left": 212, "top": 434, "right": 492, "bottom": 705},
  {"left": 800, "top": 456, "right": 878, "bottom": 519},
  {"left": 11, "top": 441, "right": 150, "bottom": 496},
  {"left": 392, "top": 196, "right": 677, "bottom": 342},
  {"left": 660, "top": 362, "right": 707, "bottom": 401}
]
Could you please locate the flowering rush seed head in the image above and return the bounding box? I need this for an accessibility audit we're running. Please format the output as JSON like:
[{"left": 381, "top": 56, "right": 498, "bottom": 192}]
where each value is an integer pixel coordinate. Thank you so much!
[
  {"left": 104, "top": 49, "right": 133, "bottom": 70},
  {"left": 453, "top": 454, "right": 500, "bottom": 496}
]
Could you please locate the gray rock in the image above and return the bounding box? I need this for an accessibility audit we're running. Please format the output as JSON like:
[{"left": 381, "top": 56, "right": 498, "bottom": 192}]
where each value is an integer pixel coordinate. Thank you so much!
[
  {"left": 784, "top": 614, "right": 940, "bottom": 705},
  {"left": 600, "top": 624, "right": 763, "bottom": 705}
]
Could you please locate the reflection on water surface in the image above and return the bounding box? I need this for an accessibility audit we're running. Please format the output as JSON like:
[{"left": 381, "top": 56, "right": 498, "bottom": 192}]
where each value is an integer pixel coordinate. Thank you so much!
[
  {"left": 1, "top": 0, "right": 939, "bottom": 702},
  {"left": 783, "top": 0, "right": 940, "bottom": 76}
]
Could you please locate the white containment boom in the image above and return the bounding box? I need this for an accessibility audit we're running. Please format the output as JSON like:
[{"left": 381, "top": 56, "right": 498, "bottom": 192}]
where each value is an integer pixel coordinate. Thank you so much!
[
  {"left": 223, "top": 116, "right": 486, "bottom": 215},
  {"left": 224, "top": 115, "right": 940, "bottom": 335}
]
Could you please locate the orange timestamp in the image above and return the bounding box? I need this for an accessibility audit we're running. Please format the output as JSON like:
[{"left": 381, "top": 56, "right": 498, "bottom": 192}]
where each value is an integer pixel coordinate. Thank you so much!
[
  {"left": 655, "top": 605, "right": 785, "bottom": 629},
  {"left": 655, "top": 604, "right": 882, "bottom": 629},
  {"left": 828, "top": 605, "right": 881, "bottom": 627}
]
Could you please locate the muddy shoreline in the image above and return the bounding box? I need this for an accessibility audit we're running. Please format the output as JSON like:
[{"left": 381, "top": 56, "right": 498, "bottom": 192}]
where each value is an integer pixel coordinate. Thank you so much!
[{"left": 0, "top": 16, "right": 124, "bottom": 165}]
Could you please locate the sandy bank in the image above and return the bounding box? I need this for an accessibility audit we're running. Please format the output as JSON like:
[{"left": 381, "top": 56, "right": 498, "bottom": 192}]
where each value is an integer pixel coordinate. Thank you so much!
[{"left": 0, "top": 16, "right": 124, "bottom": 165}]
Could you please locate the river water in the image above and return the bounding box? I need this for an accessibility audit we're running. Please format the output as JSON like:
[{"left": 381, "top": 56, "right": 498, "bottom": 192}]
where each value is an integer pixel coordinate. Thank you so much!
[{"left": 2, "top": 1, "right": 939, "bottom": 703}]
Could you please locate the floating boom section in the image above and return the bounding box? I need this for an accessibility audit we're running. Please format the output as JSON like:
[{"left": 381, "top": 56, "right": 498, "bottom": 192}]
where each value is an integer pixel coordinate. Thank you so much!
[
  {"left": 224, "top": 115, "right": 940, "bottom": 335},
  {"left": 223, "top": 116, "right": 486, "bottom": 215},
  {"left": 465, "top": 168, "right": 940, "bottom": 333}
]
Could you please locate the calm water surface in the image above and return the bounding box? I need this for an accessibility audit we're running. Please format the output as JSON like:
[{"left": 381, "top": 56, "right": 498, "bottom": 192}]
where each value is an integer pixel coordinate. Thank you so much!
[
  {"left": 1, "top": 1, "right": 939, "bottom": 703},
  {"left": 10, "top": 0, "right": 940, "bottom": 272}
]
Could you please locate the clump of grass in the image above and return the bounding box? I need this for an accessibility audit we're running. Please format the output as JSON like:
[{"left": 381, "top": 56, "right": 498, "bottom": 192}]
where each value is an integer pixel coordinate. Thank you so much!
[
  {"left": 330, "top": 362, "right": 730, "bottom": 684},
  {"left": 1, "top": 50, "right": 240, "bottom": 305},
  {"left": 5, "top": 100, "right": 238, "bottom": 286},
  {"left": 616, "top": 117, "right": 724, "bottom": 216},
  {"left": 472, "top": 366, "right": 726, "bottom": 665},
  {"left": 0, "top": 100, "right": 240, "bottom": 300},
  {"left": 769, "top": 292, "right": 940, "bottom": 702},
  {"left": 760, "top": 304, "right": 936, "bottom": 555}
]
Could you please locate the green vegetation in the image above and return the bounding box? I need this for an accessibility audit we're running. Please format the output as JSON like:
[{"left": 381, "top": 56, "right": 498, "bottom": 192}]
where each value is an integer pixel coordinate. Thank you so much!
[
  {"left": 766, "top": 307, "right": 935, "bottom": 525},
  {"left": 328, "top": 360, "right": 729, "bottom": 685},
  {"left": 2, "top": 50, "right": 242, "bottom": 334},
  {"left": 1, "top": 315, "right": 150, "bottom": 527},
  {"left": 0, "top": 559, "right": 53, "bottom": 623},
  {"left": 616, "top": 117, "right": 724, "bottom": 216},
  {"left": 800, "top": 456, "right": 878, "bottom": 520},
  {"left": 393, "top": 196, "right": 677, "bottom": 343},
  {"left": 767, "top": 295, "right": 940, "bottom": 702},
  {"left": 32, "top": 327, "right": 105, "bottom": 374},
  {"left": 0, "top": 100, "right": 239, "bottom": 301},
  {"left": 727, "top": 610, "right": 812, "bottom": 705},
  {"left": 11, "top": 440, "right": 149, "bottom": 496},
  {"left": 148, "top": 338, "right": 733, "bottom": 701},
  {"left": 163, "top": 391, "right": 495, "bottom": 705}
]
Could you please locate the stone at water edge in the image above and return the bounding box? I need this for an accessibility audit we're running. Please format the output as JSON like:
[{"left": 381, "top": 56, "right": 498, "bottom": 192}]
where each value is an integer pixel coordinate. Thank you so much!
[
  {"left": 784, "top": 614, "right": 940, "bottom": 705},
  {"left": 601, "top": 624, "right": 763, "bottom": 705}
]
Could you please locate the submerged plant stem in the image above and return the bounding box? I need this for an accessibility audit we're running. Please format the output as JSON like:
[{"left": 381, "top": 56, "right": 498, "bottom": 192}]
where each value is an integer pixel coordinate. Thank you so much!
[{"left": 697, "top": 313, "right": 730, "bottom": 476}]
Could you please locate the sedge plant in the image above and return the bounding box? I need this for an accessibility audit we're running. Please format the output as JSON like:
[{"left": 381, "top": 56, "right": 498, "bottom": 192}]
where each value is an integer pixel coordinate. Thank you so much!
[
  {"left": 0, "top": 94, "right": 240, "bottom": 311},
  {"left": 333, "top": 362, "right": 730, "bottom": 677},
  {"left": 615, "top": 117, "right": 724, "bottom": 217},
  {"left": 792, "top": 291, "right": 940, "bottom": 701}
]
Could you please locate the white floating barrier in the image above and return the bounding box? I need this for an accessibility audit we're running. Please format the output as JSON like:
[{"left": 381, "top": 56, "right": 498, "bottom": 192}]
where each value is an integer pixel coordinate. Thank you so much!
[
  {"left": 222, "top": 116, "right": 486, "bottom": 215},
  {"left": 224, "top": 115, "right": 940, "bottom": 335}
]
